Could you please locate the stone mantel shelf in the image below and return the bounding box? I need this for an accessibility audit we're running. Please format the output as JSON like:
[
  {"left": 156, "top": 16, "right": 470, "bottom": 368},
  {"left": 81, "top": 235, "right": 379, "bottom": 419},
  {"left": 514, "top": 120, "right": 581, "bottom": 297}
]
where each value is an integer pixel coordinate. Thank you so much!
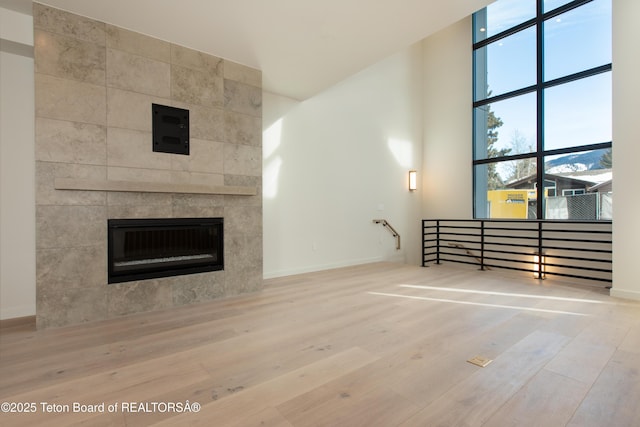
[{"left": 54, "top": 178, "right": 257, "bottom": 196}]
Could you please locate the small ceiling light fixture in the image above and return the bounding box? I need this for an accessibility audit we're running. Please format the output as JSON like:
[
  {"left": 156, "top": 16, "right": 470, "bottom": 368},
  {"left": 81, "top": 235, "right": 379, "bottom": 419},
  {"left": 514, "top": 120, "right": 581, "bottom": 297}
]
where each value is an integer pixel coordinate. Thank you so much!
[{"left": 409, "top": 170, "right": 417, "bottom": 191}]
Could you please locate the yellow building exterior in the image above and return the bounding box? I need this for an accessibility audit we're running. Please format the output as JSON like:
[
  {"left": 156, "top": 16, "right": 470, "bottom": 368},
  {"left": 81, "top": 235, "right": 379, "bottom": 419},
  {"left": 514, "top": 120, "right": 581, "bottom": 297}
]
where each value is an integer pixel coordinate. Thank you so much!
[{"left": 487, "top": 189, "right": 536, "bottom": 219}]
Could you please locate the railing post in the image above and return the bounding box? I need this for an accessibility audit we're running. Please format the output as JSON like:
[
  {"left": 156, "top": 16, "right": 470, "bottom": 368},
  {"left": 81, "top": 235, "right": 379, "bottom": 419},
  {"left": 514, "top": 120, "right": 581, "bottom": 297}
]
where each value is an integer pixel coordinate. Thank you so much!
[
  {"left": 480, "top": 220, "right": 485, "bottom": 271},
  {"left": 537, "top": 221, "right": 544, "bottom": 280},
  {"left": 422, "top": 220, "right": 426, "bottom": 267},
  {"left": 436, "top": 220, "right": 441, "bottom": 265}
]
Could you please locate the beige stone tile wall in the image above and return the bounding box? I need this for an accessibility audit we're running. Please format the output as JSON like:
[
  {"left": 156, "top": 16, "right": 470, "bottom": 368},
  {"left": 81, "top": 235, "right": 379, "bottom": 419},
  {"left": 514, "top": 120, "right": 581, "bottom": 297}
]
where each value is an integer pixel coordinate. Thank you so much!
[{"left": 33, "top": 3, "right": 263, "bottom": 328}]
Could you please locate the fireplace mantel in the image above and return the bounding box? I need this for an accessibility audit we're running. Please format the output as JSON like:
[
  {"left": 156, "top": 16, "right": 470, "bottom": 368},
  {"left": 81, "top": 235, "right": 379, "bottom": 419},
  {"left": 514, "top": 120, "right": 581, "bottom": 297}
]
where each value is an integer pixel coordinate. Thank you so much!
[{"left": 54, "top": 178, "right": 257, "bottom": 196}]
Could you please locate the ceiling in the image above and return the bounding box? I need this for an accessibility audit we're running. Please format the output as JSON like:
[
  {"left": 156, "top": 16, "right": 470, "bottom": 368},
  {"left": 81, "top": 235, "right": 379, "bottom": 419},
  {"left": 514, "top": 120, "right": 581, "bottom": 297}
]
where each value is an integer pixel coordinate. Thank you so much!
[{"left": 3, "top": 0, "right": 492, "bottom": 100}]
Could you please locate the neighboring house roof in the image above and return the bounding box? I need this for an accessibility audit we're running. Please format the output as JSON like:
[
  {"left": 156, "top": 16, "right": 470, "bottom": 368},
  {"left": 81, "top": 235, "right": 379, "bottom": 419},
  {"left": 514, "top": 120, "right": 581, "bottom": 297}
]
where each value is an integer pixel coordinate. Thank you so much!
[
  {"left": 555, "top": 169, "right": 612, "bottom": 185},
  {"left": 506, "top": 169, "right": 612, "bottom": 189},
  {"left": 589, "top": 179, "right": 613, "bottom": 192}
]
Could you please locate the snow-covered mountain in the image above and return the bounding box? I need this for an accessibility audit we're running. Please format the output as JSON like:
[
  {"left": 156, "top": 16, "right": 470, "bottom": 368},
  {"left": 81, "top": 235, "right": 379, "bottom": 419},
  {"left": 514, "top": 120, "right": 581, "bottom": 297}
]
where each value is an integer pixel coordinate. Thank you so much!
[{"left": 545, "top": 148, "right": 609, "bottom": 174}]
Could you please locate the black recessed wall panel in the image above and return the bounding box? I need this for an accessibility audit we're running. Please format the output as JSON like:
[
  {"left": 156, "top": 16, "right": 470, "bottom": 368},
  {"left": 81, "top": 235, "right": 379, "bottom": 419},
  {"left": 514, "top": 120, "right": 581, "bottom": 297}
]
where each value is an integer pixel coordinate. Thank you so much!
[{"left": 152, "top": 103, "right": 189, "bottom": 155}]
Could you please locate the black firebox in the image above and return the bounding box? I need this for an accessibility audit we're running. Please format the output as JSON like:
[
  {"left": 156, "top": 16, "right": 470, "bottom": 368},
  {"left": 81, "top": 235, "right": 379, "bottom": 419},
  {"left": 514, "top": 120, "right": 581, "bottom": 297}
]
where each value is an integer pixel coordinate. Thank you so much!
[{"left": 108, "top": 218, "right": 223, "bottom": 284}]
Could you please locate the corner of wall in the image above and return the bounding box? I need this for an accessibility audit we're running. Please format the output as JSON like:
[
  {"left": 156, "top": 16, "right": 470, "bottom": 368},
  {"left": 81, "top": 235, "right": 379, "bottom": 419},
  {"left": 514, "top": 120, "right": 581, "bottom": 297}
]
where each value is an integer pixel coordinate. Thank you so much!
[
  {"left": 421, "top": 16, "right": 473, "bottom": 220},
  {"left": 0, "top": 5, "right": 36, "bottom": 320}
]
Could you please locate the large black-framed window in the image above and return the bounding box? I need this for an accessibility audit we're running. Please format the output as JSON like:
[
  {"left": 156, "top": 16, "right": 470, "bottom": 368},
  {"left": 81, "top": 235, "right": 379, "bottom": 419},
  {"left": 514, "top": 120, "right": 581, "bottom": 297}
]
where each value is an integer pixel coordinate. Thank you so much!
[{"left": 473, "top": 0, "right": 612, "bottom": 220}]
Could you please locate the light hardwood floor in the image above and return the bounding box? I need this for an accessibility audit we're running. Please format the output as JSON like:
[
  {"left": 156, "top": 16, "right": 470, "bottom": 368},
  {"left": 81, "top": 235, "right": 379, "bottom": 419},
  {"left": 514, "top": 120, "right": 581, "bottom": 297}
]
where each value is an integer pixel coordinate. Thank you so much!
[{"left": 1, "top": 262, "right": 639, "bottom": 426}]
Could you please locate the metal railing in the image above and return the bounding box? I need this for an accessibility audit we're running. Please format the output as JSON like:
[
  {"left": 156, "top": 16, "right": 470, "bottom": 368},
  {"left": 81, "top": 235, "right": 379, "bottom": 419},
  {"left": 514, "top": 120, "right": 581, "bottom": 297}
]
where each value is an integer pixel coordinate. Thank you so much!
[{"left": 422, "top": 219, "right": 612, "bottom": 285}]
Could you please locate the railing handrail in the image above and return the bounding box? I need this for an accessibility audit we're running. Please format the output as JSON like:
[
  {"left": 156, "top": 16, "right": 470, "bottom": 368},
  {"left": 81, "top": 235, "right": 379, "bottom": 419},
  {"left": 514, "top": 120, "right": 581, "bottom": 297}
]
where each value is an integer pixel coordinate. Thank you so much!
[{"left": 373, "top": 219, "right": 401, "bottom": 250}]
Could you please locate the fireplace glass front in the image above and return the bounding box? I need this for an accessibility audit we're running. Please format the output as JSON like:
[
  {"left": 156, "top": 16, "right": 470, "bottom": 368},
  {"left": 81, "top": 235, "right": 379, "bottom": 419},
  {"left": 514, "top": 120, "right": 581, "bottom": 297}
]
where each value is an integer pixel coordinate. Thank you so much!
[{"left": 108, "top": 218, "right": 223, "bottom": 284}]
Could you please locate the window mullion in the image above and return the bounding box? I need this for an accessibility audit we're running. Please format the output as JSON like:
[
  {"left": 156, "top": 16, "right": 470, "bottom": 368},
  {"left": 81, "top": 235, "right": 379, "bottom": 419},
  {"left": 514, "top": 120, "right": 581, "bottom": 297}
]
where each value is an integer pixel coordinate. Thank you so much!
[{"left": 536, "top": 0, "right": 545, "bottom": 220}]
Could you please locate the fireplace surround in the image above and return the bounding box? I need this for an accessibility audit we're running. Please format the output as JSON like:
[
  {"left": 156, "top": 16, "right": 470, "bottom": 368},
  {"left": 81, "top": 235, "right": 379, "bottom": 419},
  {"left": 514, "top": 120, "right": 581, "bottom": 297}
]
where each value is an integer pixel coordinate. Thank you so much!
[
  {"left": 108, "top": 218, "right": 224, "bottom": 283},
  {"left": 34, "top": 4, "right": 263, "bottom": 328}
]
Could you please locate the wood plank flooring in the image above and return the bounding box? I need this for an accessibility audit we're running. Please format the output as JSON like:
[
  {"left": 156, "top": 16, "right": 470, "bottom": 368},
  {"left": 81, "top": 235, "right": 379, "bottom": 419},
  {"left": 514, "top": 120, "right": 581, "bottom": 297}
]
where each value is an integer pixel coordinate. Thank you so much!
[{"left": 1, "top": 262, "right": 639, "bottom": 426}]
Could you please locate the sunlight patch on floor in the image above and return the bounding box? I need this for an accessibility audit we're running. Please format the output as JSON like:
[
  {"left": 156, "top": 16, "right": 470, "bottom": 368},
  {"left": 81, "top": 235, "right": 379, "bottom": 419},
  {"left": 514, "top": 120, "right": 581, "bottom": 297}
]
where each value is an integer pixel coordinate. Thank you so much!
[
  {"left": 367, "top": 291, "right": 590, "bottom": 317},
  {"left": 397, "top": 284, "right": 612, "bottom": 305}
]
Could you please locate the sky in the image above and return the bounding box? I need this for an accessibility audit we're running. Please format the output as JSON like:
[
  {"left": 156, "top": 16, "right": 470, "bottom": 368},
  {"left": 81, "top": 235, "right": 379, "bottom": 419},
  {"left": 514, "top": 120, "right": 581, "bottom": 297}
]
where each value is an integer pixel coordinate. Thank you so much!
[{"left": 475, "top": 0, "right": 612, "bottom": 166}]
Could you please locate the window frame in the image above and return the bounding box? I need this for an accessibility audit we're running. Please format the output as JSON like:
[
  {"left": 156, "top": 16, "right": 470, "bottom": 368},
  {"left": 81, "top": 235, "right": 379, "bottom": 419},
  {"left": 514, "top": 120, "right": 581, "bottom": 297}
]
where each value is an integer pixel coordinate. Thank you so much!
[
  {"left": 562, "top": 189, "right": 586, "bottom": 196},
  {"left": 472, "top": 0, "right": 612, "bottom": 220}
]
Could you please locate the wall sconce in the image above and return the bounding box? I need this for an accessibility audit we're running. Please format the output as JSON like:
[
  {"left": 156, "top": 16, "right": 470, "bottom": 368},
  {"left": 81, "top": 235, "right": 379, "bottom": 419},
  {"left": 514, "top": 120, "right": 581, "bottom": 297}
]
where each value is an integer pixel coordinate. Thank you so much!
[
  {"left": 408, "top": 170, "right": 417, "bottom": 191},
  {"left": 533, "top": 253, "right": 546, "bottom": 279}
]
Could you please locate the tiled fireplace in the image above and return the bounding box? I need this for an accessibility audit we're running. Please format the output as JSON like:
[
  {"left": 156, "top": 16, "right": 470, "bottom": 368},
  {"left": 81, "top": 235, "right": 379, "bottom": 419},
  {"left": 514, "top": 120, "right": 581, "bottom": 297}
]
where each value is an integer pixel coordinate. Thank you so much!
[{"left": 34, "top": 4, "right": 263, "bottom": 328}]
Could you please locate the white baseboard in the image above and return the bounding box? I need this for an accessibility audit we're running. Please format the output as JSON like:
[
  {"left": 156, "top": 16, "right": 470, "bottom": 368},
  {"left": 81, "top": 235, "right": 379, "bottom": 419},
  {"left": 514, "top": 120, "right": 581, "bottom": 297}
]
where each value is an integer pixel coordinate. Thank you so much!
[
  {"left": 0, "top": 304, "right": 36, "bottom": 320},
  {"left": 610, "top": 288, "right": 640, "bottom": 302},
  {"left": 263, "top": 256, "right": 386, "bottom": 279}
]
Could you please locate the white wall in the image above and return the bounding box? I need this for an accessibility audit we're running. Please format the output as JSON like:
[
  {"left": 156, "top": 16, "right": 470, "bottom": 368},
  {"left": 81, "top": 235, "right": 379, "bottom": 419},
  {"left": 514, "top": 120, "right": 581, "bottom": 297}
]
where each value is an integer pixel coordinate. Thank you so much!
[
  {"left": 421, "top": 17, "right": 473, "bottom": 219},
  {"left": 610, "top": 0, "right": 640, "bottom": 300},
  {"left": 0, "top": 6, "right": 36, "bottom": 319},
  {"left": 263, "top": 45, "right": 424, "bottom": 278}
]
